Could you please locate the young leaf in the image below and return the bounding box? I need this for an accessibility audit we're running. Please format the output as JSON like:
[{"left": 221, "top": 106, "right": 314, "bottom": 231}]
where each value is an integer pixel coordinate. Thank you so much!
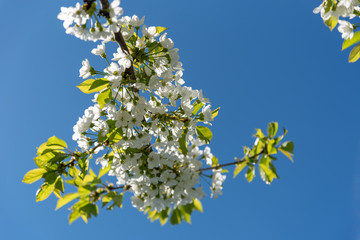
[
  {"left": 324, "top": 16, "right": 338, "bottom": 31},
  {"left": 97, "top": 88, "right": 112, "bottom": 109},
  {"left": 278, "top": 141, "right": 294, "bottom": 162},
  {"left": 56, "top": 193, "right": 80, "bottom": 210},
  {"left": 170, "top": 208, "right": 182, "bottom": 225},
  {"left": 343, "top": 31, "right": 360, "bottom": 50},
  {"left": 192, "top": 101, "right": 204, "bottom": 116},
  {"left": 47, "top": 136, "right": 67, "bottom": 148},
  {"left": 23, "top": 168, "right": 47, "bottom": 184},
  {"left": 254, "top": 128, "right": 265, "bottom": 139},
  {"left": 159, "top": 208, "right": 170, "bottom": 226},
  {"left": 196, "top": 126, "right": 213, "bottom": 144},
  {"left": 55, "top": 177, "right": 65, "bottom": 193},
  {"left": 349, "top": 43, "right": 360, "bottom": 63},
  {"left": 156, "top": 26, "right": 167, "bottom": 34},
  {"left": 77, "top": 78, "right": 109, "bottom": 94},
  {"left": 211, "top": 107, "right": 220, "bottom": 119},
  {"left": 80, "top": 203, "right": 98, "bottom": 217},
  {"left": 98, "top": 164, "right": 111, "bottom": 178},
  {"left": 36, "top": 183, "right": 55, "bottom": 202},
  {"left": 69, "top": 209, "right": 81, "bottom": 225},
  {"left": 193, "top": 199, "right": 203, "bottom": 213},
  {"left": 233, "top": 161, "right": 247, "bottom": 178},
  {"left": 178, "top": 129, "right": 188, "bottom": 155},
  {"left": 37, "top": 142, "right": 64, "bottom": 155},
  {"left": 181, "top": 204, "right": 193, "bottom": 224},
  {"left": 267, "top": 122, "right": 278, "bottom": 139},
  {"left": 245, "top": 166, "right": 255, "bottom": 183}
]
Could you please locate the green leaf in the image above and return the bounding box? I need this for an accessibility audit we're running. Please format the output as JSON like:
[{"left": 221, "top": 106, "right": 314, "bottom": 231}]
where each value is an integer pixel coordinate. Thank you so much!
[
  {"left": 47, "top": 136, "right": 67, "bottom": 148},
  {"left": 192, "top": 101, "right": 204, "bottom": 115},
  {"left": 77, "top": 78, "right": 109, "bottom": 94},
  {"left": 112, "top": 194, "right": 123, "bottom": 208},
  {"left": 56, "top": 193, "right": 80, "bottom": 210},
  {"left": 36, "top": 183, "right": 55, "bottom": 202},
  {"left": 279, "top": 141, "right": 294, "bottom": 162},
  {"left": 98, "top": 164, "right": 111, "bottom": 178},
  {"left": 107, "top": 129, "right": 123, "bottom": 143},
  {"left": 342, "top": 31, "right": 360, "bottom": 50},
  {"left": 267, "top": 122, "right": 278, "bottom": 138},
  {"left": 211, "top": 156, "right": 219, "bottom": 167},
  {"left": 196, "top": 126, "right": 213, "bottom": 144},
  {"left": 259, "top": 155, "right": 277, "bottom": 183},
  {"left": 324, "top": 16, "right": 338, "bottom": 31},
  {"left": 233, "top": 161, "right": 247, "bottom": 178},
  {"left": 53, "top": 188, "right": 62, "bottom": 198},
  {"left": 37, "top": 142, "right": 64, "bottom": 155},
  {"left": 159, "top": 208, "right": 170, "bottom": 226},
  {"left": 349, "top": 43, "right": 360, "bottom": 63},
  {"left": 181, "top": 204, "right": 193, "bottom": 223},
  {"left": 267, "top": 139, "right": 278, "bottom": 155},
  {"left": 55, "top": 177, "right": 65, "bottom": 193},
  {"left": 254, "top": 129, "right": 265, "bottom": 139},
  {"left": 193, "top": 199, "right": 203, "bottom": 213},
  {"left": 97, "top": 88, "right": 112, "bottom": 109},
  {"left": 34, "top": 151, "right": 67, "bottom": 167},
  {"left": 69, "top": 209, "right": 81, "bottom": 224},
  {"left": 23, "top": 168, "right": 47, "bottom": 184},
  {"left": 78, "top": 157, "right": 89, "bottom": 179},
  {"left": 212, "top": 107, "right": 220, "bottom": 119},
  {"left": 43, "top": 171, "right": 58, "bottom": 184},
  {"left": 178, "top": 129, "right": 188, "bottom": 155},
  {"left": 156, "top": 26, "right": 168, "bottom": 34},
  {"left": 245, "top": 166, "right": 255, "bottom": 183},
  {"left": 80, "top": 203, "right": 98, "bottom": 217},
  {"left": 170, "top": 208, "right": 182, "bottom": 225}
]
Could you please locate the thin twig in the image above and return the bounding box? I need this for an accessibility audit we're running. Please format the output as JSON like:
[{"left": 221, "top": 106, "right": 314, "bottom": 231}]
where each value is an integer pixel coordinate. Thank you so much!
[
  {"left": 199, "top": 151, "right": 264, "bottom": 173},
  {"left": 97, "top": 0, "right": 136, "bottom": 82}
]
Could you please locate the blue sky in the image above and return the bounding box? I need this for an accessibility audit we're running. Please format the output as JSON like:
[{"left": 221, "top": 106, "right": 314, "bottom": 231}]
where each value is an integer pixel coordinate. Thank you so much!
[{"left": 1, "top": 0, "right": 359, "bottom": 239}]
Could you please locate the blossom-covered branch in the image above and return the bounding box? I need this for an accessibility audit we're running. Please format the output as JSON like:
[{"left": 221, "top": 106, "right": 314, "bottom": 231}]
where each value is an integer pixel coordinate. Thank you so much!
[{"left": 23, "top": 0, "right": 294, "bottom": 225}]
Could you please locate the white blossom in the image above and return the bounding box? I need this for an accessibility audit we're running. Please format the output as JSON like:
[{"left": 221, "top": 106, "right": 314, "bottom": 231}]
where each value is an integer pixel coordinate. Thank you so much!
[
  {"left": 338, "top": 20, "right": 354, "bottom": 39},
  {"left": 91, "top": 44, "right": 105, "bottom": 56},
  {"left": 79, "top": 59, "right": 91, "bottom": 79}
]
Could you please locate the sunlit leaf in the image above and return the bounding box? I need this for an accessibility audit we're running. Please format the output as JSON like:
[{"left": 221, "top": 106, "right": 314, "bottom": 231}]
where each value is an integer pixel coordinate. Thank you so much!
[
  {"left": 342, "top": 31, "right": 360, "bottom": 50},
  {"left": 156, "top": 26, "right": 167, "bottom": 34},
  {"left": 170, "top": 208, "right": 181, "bottom": 225},
  {"left": 196, "top": 126, "right": 213, "bottom": 144},
  {"left": 36, "top": 183, "right": 55, "bottom": 202},
  {"left": 56, "top": 193, "right": 80, "bottom": 210},
  {"left": 97, "top": 88, "right": 112, "bottom": 109},
  {"left": 324, "top": 16, "right": 338, "bottom": 31},
  {"left": 77, "top": 78, "right": 109, "bottom": 94},
  {"left": 267, "top": 122, "right": 278, "bottom": 138},
  {"left": 47, "top": 136, "right": 67, "bottom": 148},
  {"left": 23, "top": 168, "right": 47, "bottom": 184},
  {"left": 245, "top": 166, "right": 255, "bottom": 182},
  {"left": 349, "top": 43, "right": 360, "bottom": 63},
  {"left": 211, "top": 107, "right": 220, "bottom": 119},
  {"left": 193, "top": 199, "right": 203, "bottom": 213},
  {"left": 233, "top": 161, "right": 247, "bottom": 178}
]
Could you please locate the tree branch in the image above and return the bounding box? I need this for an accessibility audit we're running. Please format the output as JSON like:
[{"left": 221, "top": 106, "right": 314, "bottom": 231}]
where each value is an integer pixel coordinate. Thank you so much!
[
  {"left": 199, "top": 151, "right": 264, "bottom": 173},
  {"left": 97, "top": 0, "right": 136, "bottom": 82}
]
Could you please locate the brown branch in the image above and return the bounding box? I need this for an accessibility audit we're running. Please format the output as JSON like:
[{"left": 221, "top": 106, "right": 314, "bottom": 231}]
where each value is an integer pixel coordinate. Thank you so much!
[
  {"left": 97, "top": 0, "right": 136, "bottom": 82},
  {"left": 199, "top": 151, "right": 264, "bottom": 173},
  {"left": 200, "top": 160, "right": 246, "bottom": 172}
]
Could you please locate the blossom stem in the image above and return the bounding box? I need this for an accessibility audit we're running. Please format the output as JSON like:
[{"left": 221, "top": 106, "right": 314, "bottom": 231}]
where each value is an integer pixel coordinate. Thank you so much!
[{"left": 199, "top": 151, "right": 264, "bottom": 172}]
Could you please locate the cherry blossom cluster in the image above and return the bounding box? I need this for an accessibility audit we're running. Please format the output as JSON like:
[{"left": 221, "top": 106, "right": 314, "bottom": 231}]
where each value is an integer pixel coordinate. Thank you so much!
[
  {"left": 314, "top": 0, "right": 360, "bottom": 39},
  {"left": 58, "top": 0, "right": 225, "bottom": 212}
]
